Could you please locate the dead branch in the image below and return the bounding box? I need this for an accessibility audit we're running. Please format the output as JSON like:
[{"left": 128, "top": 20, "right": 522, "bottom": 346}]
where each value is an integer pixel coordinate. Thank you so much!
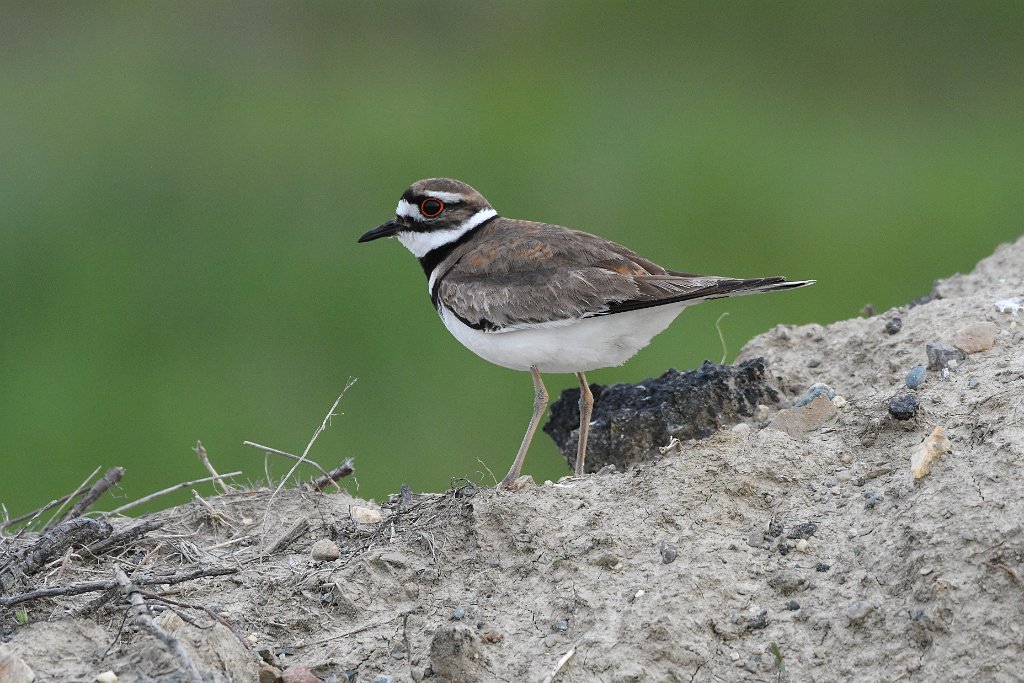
[
  {"left": 84, "top": 519, "right": 164, "bottom": 558},
  {"left": 54, "top": 467, "right": 124, "bottom": 527},
  {"left": 242, "top": 441, "right": 343, "bottom": 492},
  {"left": 1, "top": 518, "right": 112, "bottom": 593},
  {"left": 0, "top": 565, "right": 238, "bottom": 609},
  {"left": 263, "top": 517, "right": 310, "bottom": 556},
  {"left": 194, "top": 441, "right": 230, "bottom": 494},
  {"left": 103, "top": 472, "right": 241, "bottom": 518},
  {"left": 301, "top": 459, "right": 354, "bottom": 492},
  {"left": 113, "top": 564, "right": 204, "bottom": 683},
  {"left": 41, "top": 466, "right": 102, "bottom": 531}
]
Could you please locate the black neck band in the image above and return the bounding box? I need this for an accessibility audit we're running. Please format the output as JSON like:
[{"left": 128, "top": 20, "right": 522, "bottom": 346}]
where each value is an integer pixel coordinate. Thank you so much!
[{"left": 418, "top": 213, "right": 499, "bottom": 279}]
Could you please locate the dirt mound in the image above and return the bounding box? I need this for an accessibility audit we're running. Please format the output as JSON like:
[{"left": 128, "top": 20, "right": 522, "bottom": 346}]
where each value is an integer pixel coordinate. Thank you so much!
[{"left": 2, "top": 236, "right": 1022, "bottom": 682}]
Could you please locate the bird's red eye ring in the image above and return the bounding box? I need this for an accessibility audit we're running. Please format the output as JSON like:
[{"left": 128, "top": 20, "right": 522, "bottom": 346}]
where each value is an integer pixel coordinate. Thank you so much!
[{"left": 420, "top": 198, "right": 445, "bottom": 217}]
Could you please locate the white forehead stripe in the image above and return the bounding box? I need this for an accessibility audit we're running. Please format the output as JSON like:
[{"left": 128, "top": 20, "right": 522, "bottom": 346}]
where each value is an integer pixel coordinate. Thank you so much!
[
  {"left": 395, "top": 199, "right": 421, "bottom": 220},
  {"left": 394, "top": 208, "right": 497, "bottom": 264},
  {"left": 424, "top": 190, "right": 464, "bottom": 202}
]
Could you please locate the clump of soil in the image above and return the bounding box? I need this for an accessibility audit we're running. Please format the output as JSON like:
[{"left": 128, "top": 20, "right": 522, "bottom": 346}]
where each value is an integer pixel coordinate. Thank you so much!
[
  {"left": 544, "top": 358, "right": 781, "bottom": 473},
  {"left": 2, "top": 236, "right": 1023, "bottom": 682}
]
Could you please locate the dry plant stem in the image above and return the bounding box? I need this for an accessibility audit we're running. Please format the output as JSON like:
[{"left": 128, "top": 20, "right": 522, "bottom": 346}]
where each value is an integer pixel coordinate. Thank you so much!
[
  {"left": 263, "top": 517, "right": 309, "bottom": 556},
  {"left": 103, "top": 472, "right": 241, "bottom": 518},
  {"left": 542, "top": 646, "right": 576, "bottom": 683},
  {"left": 55, "top": 467, "right": 124, "bottom": 527},
  {"left": 42, "top": 465, "right": 102, "bottom": 531},
  {"left": 194, "top": 440, "right": 230, "bottom": 494},
  {"left": 1, "top": 518, "right": 113, "bottom": 593},
  {"left": 262, "top": 378, "right": 356, "bottom": 527},
  {"left": 242, "top": 441, "right": 343, "bottom": 492},
  {"left": 0, "top": 565, "right": 239, "bottom": 609},
  {"left": 303, "top": 459, "right": 354, "bottom": 492},
  {"left": 113, "top": 564, "right": 204, "bottom": 683}
]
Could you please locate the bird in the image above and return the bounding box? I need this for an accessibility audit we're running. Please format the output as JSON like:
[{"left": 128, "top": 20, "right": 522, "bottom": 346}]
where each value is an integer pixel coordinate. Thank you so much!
[{"left": 359, "top": 178, "right": 814, "bottom": 490}]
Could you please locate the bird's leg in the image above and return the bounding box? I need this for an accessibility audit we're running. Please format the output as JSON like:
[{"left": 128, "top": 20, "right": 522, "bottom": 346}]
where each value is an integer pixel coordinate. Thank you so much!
[
  {"left": 574, "top": 372, "right": 593, "bottom": 477},
  {"left": 499, "top": 366, "right": 548, "bottom": 490}
]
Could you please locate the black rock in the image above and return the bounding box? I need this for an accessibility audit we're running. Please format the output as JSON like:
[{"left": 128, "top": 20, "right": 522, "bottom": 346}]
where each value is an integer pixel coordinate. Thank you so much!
[
  {"left": 888, "top": 395, "right": 919, "bottom": 421},
  {"left": 787, "top": 522, "right": 818, "bottom": 539},
  {"left": 884, "top": 317, "right": 903, "bottom": 334},
  {"left": 926, "top": 343, "right": 965, "bottom": 371},
  {"left": 543, "top": 358, "right": 781, "bottom": 473},
  {"left": 908, "top": 282, "right": 942, "bottom": 308},
  {"left": 815, "top": 562, "right": 831, "bottom": 572},
  {"left": 786, "top": 600, "right": 800, "bottom": 611}
]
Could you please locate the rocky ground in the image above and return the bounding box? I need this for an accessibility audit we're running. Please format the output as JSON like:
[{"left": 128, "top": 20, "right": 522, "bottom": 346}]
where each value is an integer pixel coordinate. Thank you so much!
[{"left": 2, "top": 236, "right": 1023, "bottom": 683}]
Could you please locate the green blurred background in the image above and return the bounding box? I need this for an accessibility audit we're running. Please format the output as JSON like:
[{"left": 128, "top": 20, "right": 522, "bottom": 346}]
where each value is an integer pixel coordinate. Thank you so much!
[{"left": 1, "top": 2, "right": 1022, "bottom": 516}]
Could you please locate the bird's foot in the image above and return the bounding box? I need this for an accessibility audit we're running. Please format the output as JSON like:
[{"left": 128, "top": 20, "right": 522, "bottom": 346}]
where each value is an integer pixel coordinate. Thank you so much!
[{"left": 498, "top": 474, "right": 535, "bottom": 492}]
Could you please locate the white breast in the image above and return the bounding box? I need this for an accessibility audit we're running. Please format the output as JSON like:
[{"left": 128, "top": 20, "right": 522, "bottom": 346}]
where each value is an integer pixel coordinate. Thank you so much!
[{"left": 438, "top": 303, "right": 689, "bottom": 374}]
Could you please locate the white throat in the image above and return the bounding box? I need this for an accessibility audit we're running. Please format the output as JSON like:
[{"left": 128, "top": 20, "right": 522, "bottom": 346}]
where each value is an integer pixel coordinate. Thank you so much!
[{"left": 396, "top": 208, "right": 497, "bottom": 258}]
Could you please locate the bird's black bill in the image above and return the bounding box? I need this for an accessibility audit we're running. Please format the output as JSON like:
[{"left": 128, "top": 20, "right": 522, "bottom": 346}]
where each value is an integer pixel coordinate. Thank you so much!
[{"left": 358, "top": 220, "right": 400, "bottom": 243}]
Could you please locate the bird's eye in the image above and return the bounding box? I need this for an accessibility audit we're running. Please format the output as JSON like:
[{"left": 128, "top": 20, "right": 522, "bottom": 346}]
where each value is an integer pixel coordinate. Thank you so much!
[{"left": 420, "top": 198, "right": 444, "bottom": 217}]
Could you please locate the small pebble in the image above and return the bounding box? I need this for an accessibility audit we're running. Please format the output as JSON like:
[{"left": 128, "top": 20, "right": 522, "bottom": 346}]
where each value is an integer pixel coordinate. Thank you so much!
[
  {"left": 920, "top": 566, "right": 934, "bottom": 575},
  {"left": 832, "top": 395, "right": 847, "bottom": 409},
  {"left": 96, "top": 673, "right": 119, "bottom": 683},
  {"left": 786, "top": 600, "right": 800, "bottom": 611},
  {"left": 795, "top": 539, "right": 810, "bottom": 553},
  {"left": 310, "top": 539, "right": 340, "bottom": 562},
  {"left": 884, "top": 317, "right": 902, "bottom": 334},
  {"left": 731, "top": 422, "right": 751, "bottom": 434},
  {"left": 377, "top": 677, "right": 393, "bottom": 683},
  {"left": 807, "top": 358, "right": 821, "bottom": 368},
  {"left": 452, "top": 607, "right": 465, "bottom": 620},
  {"left": 815, "top": 562, "right": 831, "bottom": 572},
  {"left": 551, "top": 619, "right": 569, "bottom": 633},
  {"left": 926, "top": 342, "right": 965, "bottom": 371},
  {"left": 952, "top": 321, "right": 997, "bottom": 354},
  {"left": 846, "top": 600, "right": 874, "bottom": 624},
  {"left": 888, "top": 395, "right": 918, "bottom": 421},
  {"left": 837, "top": 470, "right": 853, "bottom": 483},
  {"left": 795, "top": 383, "right": 836, "bottom": 407},
  {"left": 967, "top": 376, "right": 980, "bottom": 389},
  {"left": 905, "top": 365, "right": 926, "bottom": 390},
  {"left": 746, "top": 529, "right": 765, "bottom": 548},
  {"left": 350, "top": 506, "right": 383, "bottom": 524},
  {"left": 754, "top": 404, "right": 771, "bottom": 422},
  {"left": 659, "top": 541, "right": 678, "bottom": 564}
]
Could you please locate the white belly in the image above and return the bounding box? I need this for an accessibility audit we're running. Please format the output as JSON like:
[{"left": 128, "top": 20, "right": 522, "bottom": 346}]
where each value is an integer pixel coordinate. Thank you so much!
[{"left": 438, "top": 303, "right": 688, "bottom": 373}]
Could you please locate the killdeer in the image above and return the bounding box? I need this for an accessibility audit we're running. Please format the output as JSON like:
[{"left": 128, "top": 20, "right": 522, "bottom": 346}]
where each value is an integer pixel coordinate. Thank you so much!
[{"left": 359, "top": 178, "right": 814, "bottom": 490}]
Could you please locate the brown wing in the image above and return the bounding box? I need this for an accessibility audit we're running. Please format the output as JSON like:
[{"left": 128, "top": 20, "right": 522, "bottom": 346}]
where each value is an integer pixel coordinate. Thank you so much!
[{"left": 434, "top": 218, "right": 810, "bottom": 331}]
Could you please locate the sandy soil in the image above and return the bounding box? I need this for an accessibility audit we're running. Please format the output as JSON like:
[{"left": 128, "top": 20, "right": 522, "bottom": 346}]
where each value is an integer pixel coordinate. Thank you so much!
[{"left": 2, "top": 235, "right": 1023, "bottom": 683}]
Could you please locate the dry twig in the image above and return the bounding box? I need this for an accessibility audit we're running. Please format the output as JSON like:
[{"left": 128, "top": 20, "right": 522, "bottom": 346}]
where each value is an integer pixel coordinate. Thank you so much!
[
  {"left": 194, "top": 441, "right": 231, "bottom": 494},
  {"left": 302, "top": 459, "right": 354, "bottom": 492},
  {"left": 1, "top": 565, "right": 238, "bottom": 609},
  {"left": 261, "top": 378, "right": 356, "bottom": 528},
  {"left": 103, "top": 472, "right": 241, "bottom": 518},
  {"left": 113, "top": 564, "right": 204, "bottom": 683},
  {"left": 242, "top": 441, "right": 343, "bottom": 492},
  {"left": 263, "top": 517, "right": 310, "bottom": 556},
  {"left": 542, "top": 646, "right": 576, "bottom": 683}
]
